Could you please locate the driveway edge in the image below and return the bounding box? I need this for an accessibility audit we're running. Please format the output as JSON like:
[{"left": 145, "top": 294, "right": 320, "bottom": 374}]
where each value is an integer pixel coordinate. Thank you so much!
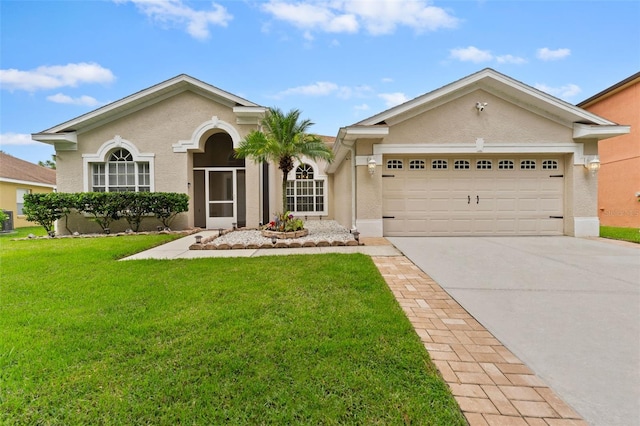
[{"left": 371, "top": 255, "right": 588, "bottom": 426}]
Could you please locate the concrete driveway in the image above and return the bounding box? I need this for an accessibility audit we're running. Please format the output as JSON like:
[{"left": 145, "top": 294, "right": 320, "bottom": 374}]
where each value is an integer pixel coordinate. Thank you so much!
[{"left": 387, "top": 236, "right": 640, "bottom": 426}]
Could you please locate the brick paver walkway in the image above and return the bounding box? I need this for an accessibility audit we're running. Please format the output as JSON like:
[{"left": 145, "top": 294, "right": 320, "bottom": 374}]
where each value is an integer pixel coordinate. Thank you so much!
[{"left": 372, "top": 255, "right": 588, "bottom": 426}]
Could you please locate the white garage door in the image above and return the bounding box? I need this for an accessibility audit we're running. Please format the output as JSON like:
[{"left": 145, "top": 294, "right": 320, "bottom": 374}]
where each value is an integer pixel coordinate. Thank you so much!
[{"left": 382, "top": 156, "right": 564, "bottom": 236}]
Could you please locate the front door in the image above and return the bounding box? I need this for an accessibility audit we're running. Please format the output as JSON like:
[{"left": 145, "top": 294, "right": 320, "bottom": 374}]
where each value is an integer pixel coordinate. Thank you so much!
[{"left": 204, "top": 169, "right": 245, "bottom": 229}]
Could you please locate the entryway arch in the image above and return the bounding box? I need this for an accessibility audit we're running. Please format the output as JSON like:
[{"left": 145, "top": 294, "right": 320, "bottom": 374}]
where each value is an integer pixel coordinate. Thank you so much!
[{"left": 192, "top": 132, "right": 246, "bottom": 229}]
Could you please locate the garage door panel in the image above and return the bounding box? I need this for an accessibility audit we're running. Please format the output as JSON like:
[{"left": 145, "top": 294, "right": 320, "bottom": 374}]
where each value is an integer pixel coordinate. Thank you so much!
[
  {"left": 496, "top": 198, "right": 517, "bottom": 212},
  {"left": 382, "top": 156, "right": 564, "bottom": 236},
  {"left": 430, "top": 198, "right": 452, "bottom": 212},
  {"left": 406, "top": 198, "right": 429, "bottom": 211}
]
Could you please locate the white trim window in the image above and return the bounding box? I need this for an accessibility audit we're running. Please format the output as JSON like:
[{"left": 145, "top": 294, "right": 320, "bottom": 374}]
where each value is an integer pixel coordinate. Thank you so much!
[
  {"left": 92, "top": 148, "right": 150, "bottom": 192},
  {"left": 286, "top": 163, "right": 326, "bottom": 214},
  {"left": 16, "top": 188, "right": 31, "bottom": 215},
  {"left": 83, "top": 136, "right": 155, "bottom": 192}
]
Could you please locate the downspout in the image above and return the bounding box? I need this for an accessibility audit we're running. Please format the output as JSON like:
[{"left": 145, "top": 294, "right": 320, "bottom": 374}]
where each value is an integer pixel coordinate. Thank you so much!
[{"left": 350, "top": 146, "right": 357, "bottom": 231}]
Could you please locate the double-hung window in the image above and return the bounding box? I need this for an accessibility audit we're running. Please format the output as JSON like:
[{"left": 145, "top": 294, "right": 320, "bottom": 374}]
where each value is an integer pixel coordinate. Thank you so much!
[
  {"left": 91, "top": 148, "right": 150, "bottom": 192},
  {"left": 286, "top": 163, "right": 325, "bottom": 213}
]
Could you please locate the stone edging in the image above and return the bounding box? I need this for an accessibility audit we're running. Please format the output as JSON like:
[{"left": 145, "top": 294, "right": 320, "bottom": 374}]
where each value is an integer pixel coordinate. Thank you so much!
[
  {"left": 261, "top": 228, "right": 309, "bottom": 239},
  {"left": 190, "top": 238, "right": 360, "bottom": 250}
]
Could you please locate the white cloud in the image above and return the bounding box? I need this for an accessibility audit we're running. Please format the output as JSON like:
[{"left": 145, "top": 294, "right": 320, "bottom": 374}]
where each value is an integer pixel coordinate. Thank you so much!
[
  {"left": 278, "top": 81, "right": 339, "bottom": 97},
  {"left": 379, "top": 92, "right": 409, "bottom": 108},
  {"left": 117, "top": 0, "right": 232, "bottom": 40},
  {"left": 449, "top": 46, "right": 493, "bottom": 63},
  {"left": 0, "top": 133, "right": 37, "bottom": 146},
  {"left": 354, "top": 103, "right": 370, "bottom": 111},
  {"left": 535, "top": 83, "right": 581, "bottom": 99},
  {"left": 496, "top": 54, "right": 527, "bottom": 64},
  {"left": 537, "top": 47, "right": 571, "bottom": 61},
  {"left": 46, "top": 93, "right": 101, "bottom": 106},
  {"left": 0, "top": 63, "right": 115, "bottom": 92},
  {"left": 381, "top": 77, "right": 394, "bottom": 83},
  {"left": 261, "top": 0, "right": 458, "bottom": 35}
]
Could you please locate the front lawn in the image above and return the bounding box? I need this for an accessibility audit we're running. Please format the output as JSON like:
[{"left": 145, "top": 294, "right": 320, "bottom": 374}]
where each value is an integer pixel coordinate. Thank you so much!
[
  {"left": 600, "top": 226, "right": 640, "bottom": 244},
  {"left": 0, "top": 231, "right": 464, "bottom": 425}
]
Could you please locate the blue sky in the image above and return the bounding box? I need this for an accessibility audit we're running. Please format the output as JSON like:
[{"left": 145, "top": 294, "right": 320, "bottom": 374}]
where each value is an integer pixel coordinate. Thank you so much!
[{"left": 1, "top": 0, "right": 639, "bottom": 165}]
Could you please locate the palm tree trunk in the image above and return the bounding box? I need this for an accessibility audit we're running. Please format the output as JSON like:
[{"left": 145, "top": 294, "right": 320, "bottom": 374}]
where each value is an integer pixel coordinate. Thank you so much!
[{"left": 282, "top": 174, "right": 288, "bottom": 212}]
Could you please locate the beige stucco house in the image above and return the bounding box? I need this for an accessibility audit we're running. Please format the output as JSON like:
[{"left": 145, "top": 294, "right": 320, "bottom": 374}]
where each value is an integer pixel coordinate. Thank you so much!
[
  {"left": 33, "top": 69, "right": 629, "bottom": 237},
  {"left": 329, "top": 68, "right": 629, "bottom": 237}
]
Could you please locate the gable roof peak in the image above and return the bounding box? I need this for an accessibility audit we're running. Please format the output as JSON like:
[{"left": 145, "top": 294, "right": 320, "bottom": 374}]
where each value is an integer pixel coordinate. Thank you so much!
[
  {"left": 354, "top": 67, "right": 616, "bottom": 128},
  {"left": 36, "top": 74, "right": 262, "bottom": 135}
]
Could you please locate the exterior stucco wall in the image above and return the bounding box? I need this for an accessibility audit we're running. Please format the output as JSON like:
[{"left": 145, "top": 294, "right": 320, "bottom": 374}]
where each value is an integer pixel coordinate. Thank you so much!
[
  {"left": 385, "top": 90, "right": 572, "bottom": 144},
  {"left": 55, "top": 90, "right": 261, "bottom": 233},
  {"left": 330, "top": 155, "right": 353, "bottom": 230},
  {"left": 345, "top": 89, "right": 596, "bottom": 237},
  {"left": 582, "top": 80, "right": 640, "bottom": 227}
]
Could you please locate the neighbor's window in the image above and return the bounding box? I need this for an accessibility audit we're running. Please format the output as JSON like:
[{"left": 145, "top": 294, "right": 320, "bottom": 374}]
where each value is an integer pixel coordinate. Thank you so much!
[
  {"left": 542, "top": 160, "right": 559, "bottom": 170},
  {"left": 286, "top": 163, "right": 325, "bottom": 213},
  {"left": 16, "top": 188, "right": 31, "bottom": 215},
  {"left": 91, "top": 148, "right": 150, "bottom": 192}
]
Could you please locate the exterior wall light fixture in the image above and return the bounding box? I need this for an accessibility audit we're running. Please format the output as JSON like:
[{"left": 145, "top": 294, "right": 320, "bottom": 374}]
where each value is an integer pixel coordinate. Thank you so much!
[
  {"left": 584, "top": 155, "right": 601, "bottom": 175},
  {"left": 368, "top": 157, "right": 376, "bottom": 175}
]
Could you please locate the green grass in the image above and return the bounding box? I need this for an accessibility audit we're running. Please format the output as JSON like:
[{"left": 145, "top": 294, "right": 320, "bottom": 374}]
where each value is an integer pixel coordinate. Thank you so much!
[
  {"left": 600, "top": 226, "right": 640, "bottom": 244},
  {"left": 0, "top": 231, "right": 464, "bottom": 425}
]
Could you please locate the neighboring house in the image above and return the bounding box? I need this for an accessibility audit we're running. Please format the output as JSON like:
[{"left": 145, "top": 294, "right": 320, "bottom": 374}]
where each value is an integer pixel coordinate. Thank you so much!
[
  {"left": 0, "top": 152, "right": 57, "bottom": 229},
  {"left": 578, "top": 72, "right": 639, "bottom": 228},
  {"left": 32, "top": 69, "right": 628, "bottom": 237}
]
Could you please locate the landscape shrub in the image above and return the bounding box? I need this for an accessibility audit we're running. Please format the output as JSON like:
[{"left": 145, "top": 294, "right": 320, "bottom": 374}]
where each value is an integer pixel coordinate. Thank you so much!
[
  {"left": 23, "top": 193, "right": 68, "bottom": 236},
  {"left": 148, "top": 192, "right": 189, "bottom": 229},
  {"left": 23, "top": 192, "right": 189, "bottom": 234}
]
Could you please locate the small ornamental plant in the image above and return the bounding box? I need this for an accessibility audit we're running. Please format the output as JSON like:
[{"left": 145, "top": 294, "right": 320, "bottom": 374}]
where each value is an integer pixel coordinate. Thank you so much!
[{"left": 266, "top": 212, "right": 304, "bottom": 232}]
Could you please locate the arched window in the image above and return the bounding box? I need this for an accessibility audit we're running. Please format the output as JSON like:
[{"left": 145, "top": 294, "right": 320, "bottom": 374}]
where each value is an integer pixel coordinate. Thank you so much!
[
  {"left": 286, "top": 163, "right": 325, "bottom": 213},
  {"left": 92, "top": 148, "right": 150, "bottom": 192}
]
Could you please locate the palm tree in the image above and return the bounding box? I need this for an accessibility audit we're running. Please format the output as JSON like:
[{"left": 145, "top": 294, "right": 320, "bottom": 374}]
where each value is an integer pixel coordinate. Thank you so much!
[{"left": 235, "top": 107, "right": 334, "bottom": 212}]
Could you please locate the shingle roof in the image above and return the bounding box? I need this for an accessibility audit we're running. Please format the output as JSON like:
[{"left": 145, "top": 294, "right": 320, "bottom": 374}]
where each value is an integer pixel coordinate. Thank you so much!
[{"left": 0, "top": 152, "right": 56, "bottom": 186}]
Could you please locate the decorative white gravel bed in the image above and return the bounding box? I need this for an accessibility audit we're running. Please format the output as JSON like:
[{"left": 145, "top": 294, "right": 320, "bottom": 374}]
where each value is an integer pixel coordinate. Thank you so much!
[{"left": 204, "top": 220, "right": 356, "bottom": 247}]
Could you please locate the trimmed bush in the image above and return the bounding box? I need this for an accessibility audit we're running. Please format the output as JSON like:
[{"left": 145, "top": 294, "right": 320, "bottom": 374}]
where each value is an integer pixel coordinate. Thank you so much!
[
  {"left": 23, "top": 193, "right": 69, "bottom": 236},
  {"left": 23, "top": 192, "right": 190, "bottom": 234},
  {"left": 149, "top": 192, "right": 189, "bottom": 229}
]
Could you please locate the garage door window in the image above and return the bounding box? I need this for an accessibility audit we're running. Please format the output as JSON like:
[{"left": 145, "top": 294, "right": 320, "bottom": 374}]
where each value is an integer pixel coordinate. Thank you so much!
[
  {"left": 409, "top": 160, "right": 425, "bottom": 170},
  {"left": 454, "top": 160, "right": 470, "bottom": 170},
  {"left": 476, "top": 160, "right": 492, "bottom": 170},
  {"left": 542, "top": 160, "right": 558, "bottom": 170},
  {"left": 387, "top": 159, "right": 403, "bottom": 169},
  {"left": 498, "top": 160, "right": 514, "bottom": 170},
  {"left": 520, "top": 160, "right": 536, "bottom": 170},
  {"left": 432, "top": 159, "right": 448, "bottom": 170}
]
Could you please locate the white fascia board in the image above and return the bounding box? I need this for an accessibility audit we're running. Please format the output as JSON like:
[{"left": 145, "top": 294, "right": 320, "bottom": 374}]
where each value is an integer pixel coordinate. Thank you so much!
[
  {"left": 341, "top": 125, "right": 389, "bottom": 140},
  {"left": 373, "top": 143, "right": 581, "bottom": 155},
  {"left": 233, "top": 106, "right": 267, "bottom": 125},
  {"left": 573, "top": 123, "right": 631, "bottom": 140},
  {"left": 326, "top": 126, "right": 389, "bottom": 173},
  {"left": 0, "top": 177, "right": 56, "bottom": 189},
  {"left": 31, "top": 132, "right": 77, "bottom": 151}
]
